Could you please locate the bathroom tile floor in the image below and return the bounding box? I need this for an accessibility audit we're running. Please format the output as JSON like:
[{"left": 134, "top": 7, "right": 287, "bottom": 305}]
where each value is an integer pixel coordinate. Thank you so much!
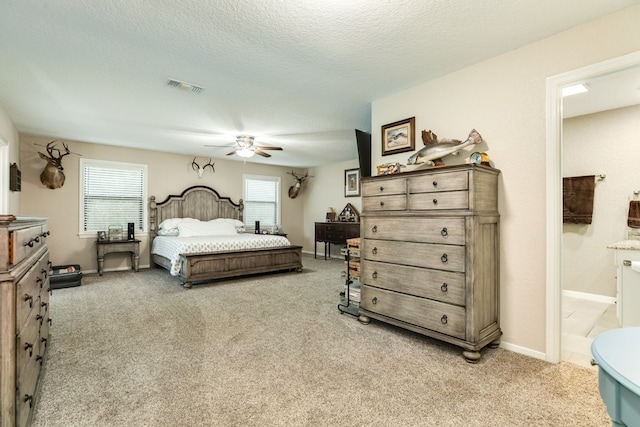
[{"left": 562, "top": 295, "right": 620, "bottom": 370}]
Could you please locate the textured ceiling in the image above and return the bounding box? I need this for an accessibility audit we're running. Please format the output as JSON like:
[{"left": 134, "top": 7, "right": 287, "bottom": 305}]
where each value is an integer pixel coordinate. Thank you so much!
[{"left": 1, "top": 0, "right": 638, "bottom": 167}]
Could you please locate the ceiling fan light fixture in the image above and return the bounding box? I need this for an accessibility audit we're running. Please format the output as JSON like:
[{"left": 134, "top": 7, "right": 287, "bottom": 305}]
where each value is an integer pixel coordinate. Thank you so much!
[{"left": 237, "top": 147, "right": 255, "bottom": 158}]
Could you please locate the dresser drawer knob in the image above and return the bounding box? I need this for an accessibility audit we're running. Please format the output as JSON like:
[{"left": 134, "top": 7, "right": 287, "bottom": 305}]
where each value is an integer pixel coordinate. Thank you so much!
[
  {"left": 432, "top": 199, "right": 438, "bottom": 205},
  {"left": 441, "top": 254, "right": 448, "bottom": 263},
  {"left": 36, "top": 314, "right": 44, "bottom": 326},
  {"left": 441, "top": 283, "right": 448, "bottom": 293},
  {"left": 433, "top": 181, "right": 438, "bottom": 187},
  {"left": 379, "top": 186, "right": 384, "bottom": 192},
  {"left": 372, "top": 225, "right": 377, "bottom": 233},
  {"left": 24, "top": 394, "right": 34, "bottom": 408},
  {"left": 24, "top": 239, "right": 35, "bottom": 247},
  {"left": 441, "top": 315, "right": 448, "bottom": 324},
  {"left": 441, "top": 227, "right": 448, "bottom": 237},
  {"left": 41, "top": 337, "right": 48, "bottom": 348},
  {"left": 48, "top": 318, "right": 53, "bottom": 326},
  {"left": 379, "top": 201, "right": 385, "bottom": 207},
  {"left": 372, "top": 271, "right": 378, "bottom": 279},
  {"left": 24, "top": 294, "right": 33, "bottom": 308},
  {"left": 372, "top": 297, "right": 378, "bottom": 305},
  {"left": 372, "top": 247, "right": 378, "bottom": 255},
  {"left": 41, "top": 268, "right": 48, "bottom": 278},
  {"left": 24, "top": 342, "right": 34, "bottom": 357},
  {"left": 41, "top": 302, "right": 49, "bottom": 311},
  {"left": 36, "top": 277, "right": 43, "bottom": 288},
  {"left": 36, "top": 355, "right": 44, "bottom": 365}
]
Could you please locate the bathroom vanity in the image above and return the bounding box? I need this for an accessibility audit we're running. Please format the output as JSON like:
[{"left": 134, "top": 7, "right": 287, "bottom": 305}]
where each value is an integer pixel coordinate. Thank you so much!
[{"left": 607, "top": 240, "right": 640, "bottom": 327}]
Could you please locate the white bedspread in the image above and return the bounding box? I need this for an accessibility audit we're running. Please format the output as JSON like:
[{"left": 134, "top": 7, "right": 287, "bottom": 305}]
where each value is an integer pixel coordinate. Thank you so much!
[{"left": 151, "top": 234, "right": 292, "bottom": 276}]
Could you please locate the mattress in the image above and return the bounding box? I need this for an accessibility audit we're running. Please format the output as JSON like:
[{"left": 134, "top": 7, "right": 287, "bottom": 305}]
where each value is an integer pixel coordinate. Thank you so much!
[{"left": 152, "top": 234, "right": 292, "bottom": 276}]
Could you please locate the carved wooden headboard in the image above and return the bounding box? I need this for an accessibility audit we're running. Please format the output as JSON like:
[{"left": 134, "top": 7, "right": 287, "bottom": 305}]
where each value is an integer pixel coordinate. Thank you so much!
[{"left": 149, "top": 185, "right": 244, "bottom": 236}]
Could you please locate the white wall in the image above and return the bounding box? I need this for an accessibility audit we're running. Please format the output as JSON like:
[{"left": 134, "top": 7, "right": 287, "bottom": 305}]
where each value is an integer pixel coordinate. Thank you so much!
[
  {"left": 371, "top": 5, "right": 640, "bottom": 355},
  {"left": 0, "top": 105, "right": 20, "bottom": 214},
  {"left": 562, "top": 104, "right": 640, "bottom": 297}
]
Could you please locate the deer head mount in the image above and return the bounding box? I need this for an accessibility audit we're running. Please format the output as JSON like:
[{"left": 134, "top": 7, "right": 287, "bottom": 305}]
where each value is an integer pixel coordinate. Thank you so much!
[
  {"left": 192, "top": 157, "right": 215, "bottom": 178},
  {"left": 287, "top": 170, "right": 312, "bottom": 199},
  {"left": 38, "top": 140, "right": 77, "bottom": 189}
]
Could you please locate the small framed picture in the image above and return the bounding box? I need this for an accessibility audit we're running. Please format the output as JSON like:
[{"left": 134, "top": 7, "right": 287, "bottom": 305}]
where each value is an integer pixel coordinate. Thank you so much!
[
  {"left": 97, "top": 231, "right": 107, "bottom": 241},
  {"left": 344, "top": 168, "right": 361, "bottom": 197},
  {"left": 381, "top": 117, "right": 415, "bottom": 156}
]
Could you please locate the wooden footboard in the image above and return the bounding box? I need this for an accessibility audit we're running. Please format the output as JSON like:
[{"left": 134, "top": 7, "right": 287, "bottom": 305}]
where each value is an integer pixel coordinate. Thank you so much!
[{"left": 155, "top": 246, "right": 303, "bottom": 288}]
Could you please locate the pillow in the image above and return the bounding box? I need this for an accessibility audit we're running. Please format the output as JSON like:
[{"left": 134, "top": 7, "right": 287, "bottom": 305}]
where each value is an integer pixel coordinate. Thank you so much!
[
  {"left": 177, "top": 221, "right": 238, "bottom": 237},
  {"left": 157, "top": 227, "right": 179, "bottom": 236},
  {"left": 158, "top": 217, "right": 198, "bottom": 230},
  {"left": 209, "top": 218, "right": 244, "bottom": 228}
]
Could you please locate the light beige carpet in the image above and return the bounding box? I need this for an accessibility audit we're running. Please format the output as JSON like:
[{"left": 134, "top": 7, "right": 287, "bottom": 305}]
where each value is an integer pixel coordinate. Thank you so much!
[{"left": 32, "top": 255, "right": 610, "bottom": 426}]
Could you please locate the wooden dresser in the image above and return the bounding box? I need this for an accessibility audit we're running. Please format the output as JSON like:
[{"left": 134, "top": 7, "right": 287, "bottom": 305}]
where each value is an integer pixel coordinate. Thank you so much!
[
  {"left": 314, "top": 222, "right": 360, "bottom": 259},
  {"left": 358, "top": 165, "right": 501, "bottom": 362},
  {"left": 0, "top": 215, "right": 50, "bottom": 427}
]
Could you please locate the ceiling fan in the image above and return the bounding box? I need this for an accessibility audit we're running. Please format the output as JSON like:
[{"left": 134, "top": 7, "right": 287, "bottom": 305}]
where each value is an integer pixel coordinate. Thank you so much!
[{"left": 206, "top": 135, "right": 283, "bottom": 158}]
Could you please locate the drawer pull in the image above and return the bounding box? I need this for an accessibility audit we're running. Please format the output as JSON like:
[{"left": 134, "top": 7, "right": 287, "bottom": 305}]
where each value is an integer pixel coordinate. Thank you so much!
[
  {"left": 372, "top": 271, "right": 378, "bottom": 279},
  {"left": 48, "top": 318, "right": 53, "bottom": 326},
  {"left": 41, "top": 301, "right": 49, "bottom": 311},
  {"left": 433, "top": 181, "right": 438, "bottom": 187},
  {"left": 24, "top": 294, "right": 33, "bottom": 308},
  {"left": 24, "top": 239, "right": 35, "bottom": 247},
  {"left": 371, "top": 297, "right": 378, "bottom": 305},
  {"left": 41, "top": 231, "right": 50, "bottom": 239},
  {"left": 372, "top": 225, "right": 377, "bottom": 233},
  {"left": 441, "top": 254, "right": 448, "bottom": 263},
  {"left": 441, "top": 227, "right": 448, "bottom": 237},
  {"left": 372, "top": 247, "right": 378, "bottom": 255},
  {"left": 41, "top": 268, "right": 48, "bottom": 278},
  {"left": 441, "top": 315, "right": 448, "bottom": 324},
  {"left": 432, "top": 199, "right": 438, "bottom": 205},
  {"left": 441, "top": 283, "right": 448, "bottom": 293},
  {"left": 24, "top": 342, "right": 34, "bottom": 357},
  {"left": 36, "top": 277, "right": 43, "bottom": 289},
  {"left": 36, "top": 355, "right": 44, "bottom": 365},
  {"left": 24, "top": 394, "right": 34, "bottom": 408},
  {"left": 379, "top": 201, "right": 385, "bottom": 207},
  {"left": 36, "top": 314, "right": 44, "bottom": 326},
  {"left": 379, "top": 186, "right": 384, "bottom": 192},
  {"left": 41, "top": 337, "right": 48, "bottom": 348}
]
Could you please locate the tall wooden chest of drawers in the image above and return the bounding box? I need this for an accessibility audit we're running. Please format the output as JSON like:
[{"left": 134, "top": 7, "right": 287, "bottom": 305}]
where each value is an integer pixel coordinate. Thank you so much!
[
  {"left": 358, "top": 165, "right": 501, "bottom": 362},
  {"left": 0, "top": 215, "right": 50, "bottom": 426}
]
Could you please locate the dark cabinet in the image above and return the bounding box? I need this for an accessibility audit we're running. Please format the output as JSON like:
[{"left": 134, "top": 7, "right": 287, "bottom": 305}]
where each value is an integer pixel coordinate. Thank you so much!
[{"left": 314, "top": 222, "right": 360, "bottom": 259}]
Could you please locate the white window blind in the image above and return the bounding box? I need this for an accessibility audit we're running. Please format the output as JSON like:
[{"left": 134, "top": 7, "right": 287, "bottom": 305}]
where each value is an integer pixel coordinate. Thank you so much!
[
  {"left": 243, "top": 175, "right": 280, "bottom": 229},
  {"left": 81, "top": 159, "right": 147, "bottom": 233}
]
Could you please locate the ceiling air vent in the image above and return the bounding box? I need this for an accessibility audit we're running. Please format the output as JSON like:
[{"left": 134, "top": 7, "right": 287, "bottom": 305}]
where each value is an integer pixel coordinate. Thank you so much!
[{"left": 167, "top": 78, "right": 204, "bottom": 94}]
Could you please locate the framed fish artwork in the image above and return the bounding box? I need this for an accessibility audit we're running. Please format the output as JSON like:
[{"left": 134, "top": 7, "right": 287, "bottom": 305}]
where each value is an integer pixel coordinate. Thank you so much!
[{"left": 381, "top": 117, "right": 415, "bottom": 156}]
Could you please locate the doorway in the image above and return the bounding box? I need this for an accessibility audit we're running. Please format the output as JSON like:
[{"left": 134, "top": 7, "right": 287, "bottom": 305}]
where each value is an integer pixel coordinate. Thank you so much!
[{"left": 546, "top": 50, "right": 640, "bottom": 363}]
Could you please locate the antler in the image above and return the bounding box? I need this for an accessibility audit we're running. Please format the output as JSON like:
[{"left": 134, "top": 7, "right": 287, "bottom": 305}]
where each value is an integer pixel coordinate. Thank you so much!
[
  {"left": 192, "top": 157, "right": 215, "bottom": 178},
  {"left": 43, "top": 140, "right": 72, "bottom": 160},
  {"left": 191, "top": 157, "right": 200, "bottom": 171},
  {"left": 288, "top": 170, "right": 310, "bottom": 183},
  {"left": 203, "top": 159, "right": 215, "bottom": 172}
]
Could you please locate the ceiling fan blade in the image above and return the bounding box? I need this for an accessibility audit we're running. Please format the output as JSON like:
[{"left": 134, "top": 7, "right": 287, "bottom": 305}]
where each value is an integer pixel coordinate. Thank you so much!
[
  {"left": 226, "top": 150, "right": 237, "bottom": 156},
  {"left": 205, "top": 144, "right": 234, "bottom": 148},
  {"left": 254, "top": 149, "right": 271, "bottom": 158},
  {"left": 255, "top": 145, "right": 283, "bottom": 151}
]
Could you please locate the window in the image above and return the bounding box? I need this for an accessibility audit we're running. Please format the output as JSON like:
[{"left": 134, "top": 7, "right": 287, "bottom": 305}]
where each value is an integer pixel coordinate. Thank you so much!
[
  {"left": 243, "top": 174, "right": 280, "bottom": 230},
  {"left": 80, "top": 159, "right": 147, "bottom": 235}
]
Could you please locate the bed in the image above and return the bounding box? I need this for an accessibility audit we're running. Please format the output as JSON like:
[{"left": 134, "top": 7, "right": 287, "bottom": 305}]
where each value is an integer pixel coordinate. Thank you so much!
[{"left": 149, "top": 185, "right": 303, "bottom": 288}]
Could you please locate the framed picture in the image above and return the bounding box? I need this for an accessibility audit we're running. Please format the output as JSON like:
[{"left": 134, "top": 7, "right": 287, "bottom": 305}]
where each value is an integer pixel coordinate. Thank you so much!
[
  {"left": 381, "top": 117, "right": 415, "bottom": 156},
  {"left": 97, "top": 231, "right": 107, "bottom": 241},
  {"left": 344, "top": 168, "right": 360, "bottom": 197}
]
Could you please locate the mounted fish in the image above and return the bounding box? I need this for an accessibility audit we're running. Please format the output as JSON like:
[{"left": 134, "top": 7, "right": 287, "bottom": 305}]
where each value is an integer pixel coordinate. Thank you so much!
[{"left": 407, "top": 129, "right": 483, "bottom": 166}]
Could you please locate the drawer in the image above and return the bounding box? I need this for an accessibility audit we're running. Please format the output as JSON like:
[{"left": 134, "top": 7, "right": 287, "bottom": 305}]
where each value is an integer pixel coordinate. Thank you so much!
[
  {"left": 362, "top": 260, "right": 465, "bottom": 306},
  {"left": 362, "top": 239, "right": 465, "bottom": 272},
  {"left": 16, "top": 263, "right": 45, "bottom": 332},
  {"left": 408, "top": 191, "right": 469, "bottom": 210},
  {"left": 16, "top": 311, "right": 40, "bottom": 388},
  {"left": 362, "top": 217, "right": 465, "bottom": 245},
  {"left": 360, "top": 285, "right": 466, "bottom": 339},
  {"left": 16, "top": 348, "right": 41, "bottom": 427},
  {"left": 363, "top": 194, "right": 407, "bottom": 212},
  {"left": 408, "top": 170, "right": 468, "bottom": 193},
  {"left": 362, "top": 177, "right": 406, "bottom": 196},
  {"left": 11, "top": 225, "right": 48, "bottom": 266}
]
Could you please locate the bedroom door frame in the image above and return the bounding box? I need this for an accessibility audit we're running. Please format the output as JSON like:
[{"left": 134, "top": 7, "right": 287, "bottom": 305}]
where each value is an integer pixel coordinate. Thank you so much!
[{"left": 545, "top": 50, "right": 640, "bottom": 363}]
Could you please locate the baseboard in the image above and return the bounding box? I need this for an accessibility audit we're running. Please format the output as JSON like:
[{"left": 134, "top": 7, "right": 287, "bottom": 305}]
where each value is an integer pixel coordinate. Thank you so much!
[
  {"left": 84, "top": 264, "right": 151, "bottom": 275},
  {"left": 562, "top": 289, "right": 616, "bottom": 304},
  {"left": 499, "top": 341, "right": 547, "bottom": 362}
]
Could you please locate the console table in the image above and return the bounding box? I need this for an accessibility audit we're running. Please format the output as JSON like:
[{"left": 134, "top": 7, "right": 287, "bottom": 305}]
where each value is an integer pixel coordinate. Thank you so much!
[
  {"left": 96, "top": 239, "right": 140, "bottom": 275},
  {"left": 314, "top": 222, "right": 360, "bottom": 259}
]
